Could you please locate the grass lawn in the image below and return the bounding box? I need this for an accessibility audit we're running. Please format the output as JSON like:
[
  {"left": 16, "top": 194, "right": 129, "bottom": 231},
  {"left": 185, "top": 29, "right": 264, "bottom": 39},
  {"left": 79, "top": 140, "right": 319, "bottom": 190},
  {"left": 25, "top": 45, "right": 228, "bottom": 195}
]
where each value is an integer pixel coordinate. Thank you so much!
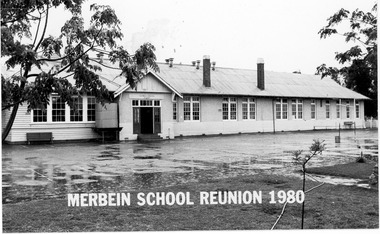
[
  {"left": 2, "top": 172, "right": 378, "bottom": 232},
  {"left": 307, "top": 161, "right": 377, "bottom": 180}
]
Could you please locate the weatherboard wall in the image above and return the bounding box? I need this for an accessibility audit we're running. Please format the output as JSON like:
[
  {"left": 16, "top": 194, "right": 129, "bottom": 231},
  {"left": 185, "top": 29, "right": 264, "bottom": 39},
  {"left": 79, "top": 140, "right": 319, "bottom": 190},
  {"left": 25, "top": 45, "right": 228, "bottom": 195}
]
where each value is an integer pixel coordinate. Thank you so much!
[
  {"left": 3, "top": 101, "right": 99, "bottom": 143},
  {"left": 2, "top": 96, "right": 366, "bottom": 143},
  {"left": 171, "top": 97, "right": 363, "bottom": 137}
]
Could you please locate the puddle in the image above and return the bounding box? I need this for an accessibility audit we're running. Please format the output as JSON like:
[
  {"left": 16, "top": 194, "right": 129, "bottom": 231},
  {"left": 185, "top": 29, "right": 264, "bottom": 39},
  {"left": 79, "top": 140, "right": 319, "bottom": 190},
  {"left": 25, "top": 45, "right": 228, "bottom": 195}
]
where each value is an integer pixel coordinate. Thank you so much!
[
  {"left": 13, "top": 180, "right": 51, "bottom": 186},
  {"left": 2, "top": 129, "right": 378, "bottom": 203},
  {"left": 305, "top": 174, "right": 372, "bottom": 189},
  {"left": 134, "top": 154, "right": 162, "bottom": 159}
]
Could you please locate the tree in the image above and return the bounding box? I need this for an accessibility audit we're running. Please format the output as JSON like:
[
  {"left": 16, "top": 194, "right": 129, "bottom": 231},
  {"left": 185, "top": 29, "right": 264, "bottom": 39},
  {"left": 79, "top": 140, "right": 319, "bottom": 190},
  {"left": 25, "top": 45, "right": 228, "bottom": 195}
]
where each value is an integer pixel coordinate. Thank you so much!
[
  {"left": 1, "top": 0, "right": 159, "bottom": 142},
  {"left": 292, "top": 139, "right": 325, "bottom": 229},
  {"left": 316, "top": 4, "right": 377, "bottom": 117}
]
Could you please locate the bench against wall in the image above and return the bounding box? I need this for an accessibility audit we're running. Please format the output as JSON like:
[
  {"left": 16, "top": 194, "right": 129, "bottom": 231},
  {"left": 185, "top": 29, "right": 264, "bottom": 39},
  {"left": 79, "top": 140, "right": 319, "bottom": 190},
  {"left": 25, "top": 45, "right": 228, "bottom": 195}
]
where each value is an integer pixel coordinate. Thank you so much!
[
  {"left": 26, "top": 132, "right": 53, "bottom": 144},
  {"left": 343, "top": 121, "right": 355, "bottom": 129}
]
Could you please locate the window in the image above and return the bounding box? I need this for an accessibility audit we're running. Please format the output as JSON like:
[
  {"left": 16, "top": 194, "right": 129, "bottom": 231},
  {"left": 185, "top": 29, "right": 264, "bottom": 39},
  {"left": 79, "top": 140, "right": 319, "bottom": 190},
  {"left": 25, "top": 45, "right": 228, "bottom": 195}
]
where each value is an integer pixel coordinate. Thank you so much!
[
  {"left": 184, "top": 96, "right": 200, "bottom": 121},
  {"left": 311, "top": 100, "right": 316, "bottom": 119},
  {"left": 346, "top": 101, "right": 350, "bottom": 118},
  {"left": 325, "top": 100, "right": 330, "bottom": 119},
  {"left": 173, "top": 96, "right": 177, "bottom": 120},
  {"left": 132, "top": 100, "right": 160, "bottom": 107},
  {"left": 141, "top": 100, "right": 153, "bottom": 106},
  {"left": 192, "top": 97, "right": 200, "bottom": 120},
  {"left": 336, "top": 100, "right": 340, "bottom": 119},
  {"left": 275, "top": 99, "right": 288, "bottom": 120},
  {"left": 70, "top": 97, "right": 83, "bottom": 122},
  {"left": 173, "top": 103, "right": 177, "bottom": 120},
  {"left": 242, "top": 98, "right": 256, "bottom": 120},
  {"left": 222, "top": 97, "right": 237, "bottom": 120},
  {"left": 355, "top": 101, "right": 359, "bottom": 118},
  {"left": 87, "top": 97, "right": 96, "bottom": 121},
  {"left": 52, "top": 96, "right": 66, "bottom": 122},
  {"left": 33, "top": 96, "right": 97, "bottom": 123},
  {"left": 291, "top": 99, "right": 303, "bottom": 119},
  {"left": 33, "top": 104, "right": 47, "bottom": 122},
  {"left": 184, "top": 97, "right": 191, "bottom": 120},
  {"left": 154, "top": 108, "right": 160, "bottom": 122}
]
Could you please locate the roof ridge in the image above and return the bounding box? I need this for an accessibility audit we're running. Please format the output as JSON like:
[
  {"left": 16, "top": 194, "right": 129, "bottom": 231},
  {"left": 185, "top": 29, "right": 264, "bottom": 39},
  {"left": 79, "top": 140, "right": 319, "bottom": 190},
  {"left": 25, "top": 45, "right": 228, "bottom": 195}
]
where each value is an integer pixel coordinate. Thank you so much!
[{"left": 156, "top": 62, "right": 320, "bottom": 76}]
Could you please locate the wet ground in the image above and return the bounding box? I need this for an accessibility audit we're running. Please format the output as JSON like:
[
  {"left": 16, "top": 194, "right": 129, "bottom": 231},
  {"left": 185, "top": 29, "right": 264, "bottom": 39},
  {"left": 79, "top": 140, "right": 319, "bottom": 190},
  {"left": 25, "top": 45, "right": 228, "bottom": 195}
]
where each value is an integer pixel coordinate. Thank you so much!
[{"left": 2, "top": 129, "right": 378, "bottom": 203}]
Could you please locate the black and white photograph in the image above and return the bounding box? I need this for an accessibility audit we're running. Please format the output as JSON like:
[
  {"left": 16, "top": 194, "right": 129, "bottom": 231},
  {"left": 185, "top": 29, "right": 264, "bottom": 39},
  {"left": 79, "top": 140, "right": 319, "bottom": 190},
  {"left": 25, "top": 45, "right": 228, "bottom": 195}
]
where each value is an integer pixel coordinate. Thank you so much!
[{"left": 1, "top": 0, "right": 378, "bottom": 232}]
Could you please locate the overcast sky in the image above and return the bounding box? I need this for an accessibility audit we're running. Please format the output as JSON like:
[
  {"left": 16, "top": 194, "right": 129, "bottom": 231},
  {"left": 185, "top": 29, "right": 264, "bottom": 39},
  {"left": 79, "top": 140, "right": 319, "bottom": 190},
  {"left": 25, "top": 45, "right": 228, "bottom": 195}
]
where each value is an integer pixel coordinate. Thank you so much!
[{"left": 47, "top": 0, "right": 376, "bottom": 75}]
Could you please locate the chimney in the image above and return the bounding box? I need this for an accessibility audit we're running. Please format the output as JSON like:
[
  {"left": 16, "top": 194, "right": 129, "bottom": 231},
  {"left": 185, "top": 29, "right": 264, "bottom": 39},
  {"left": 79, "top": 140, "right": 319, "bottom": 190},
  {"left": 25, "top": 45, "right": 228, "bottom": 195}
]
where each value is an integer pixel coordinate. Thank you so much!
[
  {"left": 192, "top": 61, "right": 196, "bottom": 66},
  {"left": 196, "top": 60, "right": 200, "bottom": 69},
  {"left": 257, "top": 58, "right": 265, "bottom": 90},
  {"left": 212, "top": 61, "right": 216, "bottom": 71},
  {"left": 203, "top": 55, "right": 211, "bottom": 87},
  {"left": 169, "top": 58, "right": 174, "bottom": 67}
]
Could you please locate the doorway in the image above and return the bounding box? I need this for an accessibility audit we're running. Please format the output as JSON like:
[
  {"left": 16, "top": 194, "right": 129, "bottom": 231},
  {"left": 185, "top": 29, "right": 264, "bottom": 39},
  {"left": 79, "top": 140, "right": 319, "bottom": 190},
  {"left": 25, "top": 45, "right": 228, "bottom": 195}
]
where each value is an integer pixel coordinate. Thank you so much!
[
  {"left": 140, "top": 107, "right": 153, "bottom": 134},
  {"left": 133, "top": 105, "right": 161, "bottom": 135}
]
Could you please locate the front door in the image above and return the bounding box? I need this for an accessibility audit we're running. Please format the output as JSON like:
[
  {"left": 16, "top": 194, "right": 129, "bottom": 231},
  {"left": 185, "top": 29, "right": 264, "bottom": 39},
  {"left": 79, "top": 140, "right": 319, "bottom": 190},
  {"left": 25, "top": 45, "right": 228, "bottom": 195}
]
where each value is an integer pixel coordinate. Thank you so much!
[
  {"left": 132, "top": 100, "right": 162, "bottom": 135},
  {"left": 140, "top": 107, "right": 154, "bottom": 134}
]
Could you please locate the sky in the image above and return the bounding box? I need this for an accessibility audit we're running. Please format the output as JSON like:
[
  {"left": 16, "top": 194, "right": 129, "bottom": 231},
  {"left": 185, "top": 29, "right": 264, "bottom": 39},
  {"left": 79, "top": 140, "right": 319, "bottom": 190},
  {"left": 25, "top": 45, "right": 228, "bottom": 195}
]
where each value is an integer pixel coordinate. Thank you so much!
[{"left": 45, "top": 0, "right": 376, "bottom": 75}]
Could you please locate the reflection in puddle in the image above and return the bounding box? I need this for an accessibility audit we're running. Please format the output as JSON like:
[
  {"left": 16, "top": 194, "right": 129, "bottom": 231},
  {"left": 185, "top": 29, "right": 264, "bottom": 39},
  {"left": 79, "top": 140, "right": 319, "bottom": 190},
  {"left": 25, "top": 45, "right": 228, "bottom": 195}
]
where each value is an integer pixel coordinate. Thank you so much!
[{"left": 2, "top": 129, "right": 378, "bottom": 203}]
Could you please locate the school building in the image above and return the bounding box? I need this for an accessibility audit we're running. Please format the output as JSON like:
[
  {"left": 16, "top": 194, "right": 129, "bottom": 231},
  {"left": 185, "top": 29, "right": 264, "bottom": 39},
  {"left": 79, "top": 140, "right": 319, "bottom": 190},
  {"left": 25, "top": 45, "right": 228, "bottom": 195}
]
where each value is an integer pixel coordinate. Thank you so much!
[{"left": 2, "top": 56, "right": 369, "bottom": 143}]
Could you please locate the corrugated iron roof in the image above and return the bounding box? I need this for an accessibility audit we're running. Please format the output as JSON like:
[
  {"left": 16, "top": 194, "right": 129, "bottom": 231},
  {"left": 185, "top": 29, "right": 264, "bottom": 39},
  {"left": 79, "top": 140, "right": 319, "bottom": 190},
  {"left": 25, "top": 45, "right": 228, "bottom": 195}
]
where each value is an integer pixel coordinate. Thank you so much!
[
  {"left": 1, "top": 59, "right": 369, "bottom": 100},
  {"left": 1, "top": 59, "right": 124, "bottom": 92},
  {"left": 156, "top": 63, "right": 369, "bottom": 100}
]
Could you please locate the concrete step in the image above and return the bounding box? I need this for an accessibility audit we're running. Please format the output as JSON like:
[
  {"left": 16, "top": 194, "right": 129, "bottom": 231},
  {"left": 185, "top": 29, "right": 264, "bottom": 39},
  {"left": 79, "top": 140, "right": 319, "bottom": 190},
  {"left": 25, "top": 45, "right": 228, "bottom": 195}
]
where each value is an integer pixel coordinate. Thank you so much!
[{"left": 137, "top": 134, "right": 163, "bottom": 142}]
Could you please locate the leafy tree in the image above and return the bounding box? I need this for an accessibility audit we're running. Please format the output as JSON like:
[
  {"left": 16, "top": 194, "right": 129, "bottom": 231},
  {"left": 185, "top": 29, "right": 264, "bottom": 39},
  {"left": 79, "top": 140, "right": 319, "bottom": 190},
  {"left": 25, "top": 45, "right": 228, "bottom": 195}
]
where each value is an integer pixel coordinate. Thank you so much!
[
  {"left": 316, "top": 4, "right": 377, "bottom": 117},
  {"left": 1, "top": 0, "right": 159, "bottom": 141}
]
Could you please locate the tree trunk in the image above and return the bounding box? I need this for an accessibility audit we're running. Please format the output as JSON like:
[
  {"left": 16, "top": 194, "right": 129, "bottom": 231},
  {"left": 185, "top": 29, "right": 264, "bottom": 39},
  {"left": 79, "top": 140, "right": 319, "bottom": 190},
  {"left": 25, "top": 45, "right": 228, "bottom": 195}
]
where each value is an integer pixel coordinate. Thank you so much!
[
  {"left": 2, "top": 103, "right": 20, "bottom": 142},
  {"left": 301, "top": 165, "right": 306, "bottom": 229}
]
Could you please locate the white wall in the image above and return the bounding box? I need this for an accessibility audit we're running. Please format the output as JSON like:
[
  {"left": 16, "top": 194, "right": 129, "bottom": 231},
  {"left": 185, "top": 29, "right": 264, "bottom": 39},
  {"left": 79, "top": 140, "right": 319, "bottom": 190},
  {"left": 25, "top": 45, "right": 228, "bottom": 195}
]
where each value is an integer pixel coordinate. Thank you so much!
[
  {"left": 3, "top": 96, "right": 99, "bottom": 143},
  {"left": 172, "top": 96, "right": 366, "bottom": 137},
  {"left": 2, "top": 88, "right": 368, "bottom": 143}
]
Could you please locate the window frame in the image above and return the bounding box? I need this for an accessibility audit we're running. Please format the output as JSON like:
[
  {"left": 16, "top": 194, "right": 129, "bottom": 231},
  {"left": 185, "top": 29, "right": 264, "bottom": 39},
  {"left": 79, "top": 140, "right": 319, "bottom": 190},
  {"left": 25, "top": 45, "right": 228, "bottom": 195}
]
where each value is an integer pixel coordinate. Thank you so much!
[
  {"left": 222, "top": 97, "right": 237, "bottom": 121},
  {"left": 346, "top": 100, "right": 350, "bottom": 119},
  {"left": 32, "top": 104, "right": 47, "bottom": 123},
  {"left": 355, "top": 100, "right": 360, "bottom": 119},
  {"left": 132, "top": 99, "right": 161, "bottom": 107},
  {"left": 291, "top": 99, "right": 303, "bottom": 120},
  {"left": 173, "top": 102, "right": 177, "bottom": 120},
  {"left": 242, "top": 98, "right": 256, "bottom": 120},
  {"left": 325, "top": 100, "right": 330, "bottom": 119},
  {"left": 275, "top": 98, "right": 288, "bottom": 120},
  {"left": 310, "top": 99, "right": 316, "bottom": 120},
  {"left": 336, "top": 100, "right": 341, "bottom": 119},
  {"left": 183, "top": 96, "right": 200, "bottom": 121},
  {"left": 52, "top": 96, "right": 66, "bottom": 122},
  {"left": 87, "top": 96, "right": 96, "bottom": 122},
  {"left": 70, "top": 96, "right": 83, "bottom": 122},
  {"left": 31, "top": 95, "right": 96, "bottom": 124}
]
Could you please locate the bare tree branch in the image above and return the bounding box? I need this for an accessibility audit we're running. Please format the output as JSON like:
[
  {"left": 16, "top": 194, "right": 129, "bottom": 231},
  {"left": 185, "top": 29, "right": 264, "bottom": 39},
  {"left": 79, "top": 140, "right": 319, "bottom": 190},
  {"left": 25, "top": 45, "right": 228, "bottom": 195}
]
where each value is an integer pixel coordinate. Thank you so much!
[
  {"left": 32, "top": 11, "right": 42, "bottom": 48},
  {"left": 2, "top": 98, "right": 27, "bottom": 110},
  {"left": 34, "top": 3, "right": 49, "bottom": 52}
]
